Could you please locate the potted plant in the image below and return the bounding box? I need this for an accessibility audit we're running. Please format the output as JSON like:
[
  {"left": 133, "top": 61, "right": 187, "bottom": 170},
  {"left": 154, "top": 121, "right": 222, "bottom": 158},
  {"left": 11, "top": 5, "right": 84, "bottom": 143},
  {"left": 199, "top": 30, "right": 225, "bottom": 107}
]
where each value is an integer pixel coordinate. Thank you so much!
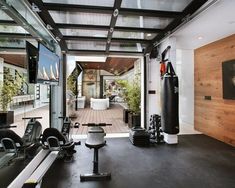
[
  {"left": 0, "top": 68, "right": 22, "bottom": 126},
  {"left": 126, "top": 77, "right": 141, "bottom": 128},
  {"left": 116, "top": 79, "right": 131, "bottom": 123}
]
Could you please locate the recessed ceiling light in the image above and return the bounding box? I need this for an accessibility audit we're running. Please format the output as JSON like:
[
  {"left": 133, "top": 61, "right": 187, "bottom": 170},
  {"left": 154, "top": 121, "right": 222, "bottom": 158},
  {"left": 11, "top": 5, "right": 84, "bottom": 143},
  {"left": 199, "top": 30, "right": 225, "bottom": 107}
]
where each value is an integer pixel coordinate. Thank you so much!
[
  {"left": 147, "top": 33, "right": 152, "bottom": 37},
  {"left": 75, "top": 56, "right": 107, "bottom": 62},
  {"left": 197, "top": 36, "right": 203, "bottom": 40}
]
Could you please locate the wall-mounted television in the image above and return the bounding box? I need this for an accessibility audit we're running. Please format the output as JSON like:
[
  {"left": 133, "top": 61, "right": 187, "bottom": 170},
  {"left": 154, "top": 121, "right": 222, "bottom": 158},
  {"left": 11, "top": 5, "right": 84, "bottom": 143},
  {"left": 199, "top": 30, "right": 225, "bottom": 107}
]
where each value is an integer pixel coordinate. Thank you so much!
[
  {"left": 37, "top": 43, "right": 60, "bottom": 85},
  {"left": 222, "top": 60, "right": 235, "bottom": 100},
  {"left": 26, "top": 41, "right": 38, "bottom": 84}
]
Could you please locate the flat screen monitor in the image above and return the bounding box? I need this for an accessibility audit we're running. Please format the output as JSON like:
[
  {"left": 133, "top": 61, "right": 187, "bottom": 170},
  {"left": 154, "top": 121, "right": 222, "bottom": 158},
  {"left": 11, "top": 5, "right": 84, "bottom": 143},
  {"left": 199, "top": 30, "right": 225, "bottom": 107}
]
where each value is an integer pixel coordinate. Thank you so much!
[
  {"left": 37, "top": 43, "right": 60, "bottom": 85},
  {"left": 222, "top": 60, "right": 235, "bottom": 100},
  {"left": 26, "top": 41, "right": 38, "bottom": 83}
]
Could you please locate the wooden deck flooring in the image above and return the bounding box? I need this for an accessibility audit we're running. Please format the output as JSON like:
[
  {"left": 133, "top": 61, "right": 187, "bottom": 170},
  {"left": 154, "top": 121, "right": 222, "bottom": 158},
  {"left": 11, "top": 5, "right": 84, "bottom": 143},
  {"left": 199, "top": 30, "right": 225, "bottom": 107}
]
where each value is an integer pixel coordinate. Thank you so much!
[
  {"left": 10, "top": 104, "right": 129, "bottom": 136},
  {"left": 72, "top": 103, "right": 129, "bottom": 135}
]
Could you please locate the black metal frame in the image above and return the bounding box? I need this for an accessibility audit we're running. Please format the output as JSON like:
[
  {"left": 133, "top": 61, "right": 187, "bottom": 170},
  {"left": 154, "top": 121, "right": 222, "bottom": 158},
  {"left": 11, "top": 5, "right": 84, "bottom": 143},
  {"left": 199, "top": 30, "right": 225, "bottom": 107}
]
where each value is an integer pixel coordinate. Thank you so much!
[
  {"left": 145, "top": 0, "right": 208, "bottom": 53},
  {"left": 28, "top": 0, "right": 68, "bottom": 51},
  {"left": 106, "top": 0, "right": 122, "bottom": 52},
  {"left": 0, "top": 0, "right": 208, "bottom": 55},
  {"left": 56, "top": 23, "right": 164, "bottom": 33},
  {"left": 43, "top": 3, "right": 183, "bottom": 18}
]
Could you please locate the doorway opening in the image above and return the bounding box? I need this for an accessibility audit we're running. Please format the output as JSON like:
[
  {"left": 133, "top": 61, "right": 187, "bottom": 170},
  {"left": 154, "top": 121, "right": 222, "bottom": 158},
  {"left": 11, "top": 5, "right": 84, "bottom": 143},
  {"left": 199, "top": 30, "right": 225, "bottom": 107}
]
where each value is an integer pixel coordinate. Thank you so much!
[{"left": 66, "top": 55, "right": 143, "bottom": 136}]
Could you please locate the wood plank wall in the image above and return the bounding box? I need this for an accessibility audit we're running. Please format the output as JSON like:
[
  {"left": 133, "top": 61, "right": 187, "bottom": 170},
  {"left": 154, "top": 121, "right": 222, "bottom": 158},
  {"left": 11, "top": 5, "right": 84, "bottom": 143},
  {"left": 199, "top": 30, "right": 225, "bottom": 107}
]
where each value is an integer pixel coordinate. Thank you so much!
[{"left": 194, "top": 34, "right": 235, "bottom": 147}]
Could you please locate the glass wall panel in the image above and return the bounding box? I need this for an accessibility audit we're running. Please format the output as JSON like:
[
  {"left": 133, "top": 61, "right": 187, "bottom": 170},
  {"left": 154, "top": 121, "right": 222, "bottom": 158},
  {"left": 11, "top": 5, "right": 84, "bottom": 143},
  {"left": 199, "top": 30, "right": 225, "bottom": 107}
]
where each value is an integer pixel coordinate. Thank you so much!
[
  {"left": 110, "top": 42, "right": 145, "bottom": 52},
  {"left": 0, "top": 38, "right": 25, "bottom": 48},
  {"left": 0, "top": 1, "right": 54, "bottom": 182},
  {"left": 43, "top": 0, "right": 115, "bottom": 7},
  {"left": 0, "top": 25, "right": 28, "bottom": 34},
  {"left": 67, "top": 40, "right": 106, "bottom": 50},
  {"left": 0, "top": 10, "right": 13, "bottom": 20},
  {"left": 49, "top": 11, "right": 111, "bottom": 25},
  {"left": 0, "top": 50, "right": 50, "bottom": 136},
  {"left": 121, "top": 0, "right": 192, "bottom": 11},
  {"left": 2, "top": 0, "right": 57, "bottom": 50},
  {"left": 60, "top": 28, "right": 108, "bottom": 37},
  {"left": 116, "top": 15, "right": 173, "bottom": 29},
  {"left": 112, "top": 31, "right": 157, "bottom": 40},
  {"left": 0, "top": 38, "right": 37, "bottom": 48}
]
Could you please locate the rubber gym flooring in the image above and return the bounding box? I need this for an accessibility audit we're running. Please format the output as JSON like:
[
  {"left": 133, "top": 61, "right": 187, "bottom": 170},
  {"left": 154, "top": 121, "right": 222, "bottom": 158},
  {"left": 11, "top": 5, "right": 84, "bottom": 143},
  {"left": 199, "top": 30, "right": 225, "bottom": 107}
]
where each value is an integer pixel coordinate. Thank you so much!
[{"left": 0, "top": 134, "right": 234, "bottom": 188}]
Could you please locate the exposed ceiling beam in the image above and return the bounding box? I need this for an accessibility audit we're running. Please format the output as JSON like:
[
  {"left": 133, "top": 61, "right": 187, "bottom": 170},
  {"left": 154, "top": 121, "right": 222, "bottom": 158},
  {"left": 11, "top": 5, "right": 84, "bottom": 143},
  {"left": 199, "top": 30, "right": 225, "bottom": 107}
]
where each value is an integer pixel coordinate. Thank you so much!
[
  {"left": 0, "top": 47, "right": 25, "bottom": 50},
  {"left": 43, "top": 3, "right": 183, "bottom": 18},
  {"left": 28, "top": 0, "right": 68, "bottom": 51},
  {"left": 68, "top": 49, "right": 143, "bottom": 56},
  {"left": 56, "top": 23, "right": 164, "bottom": 33},
  {"left": 105, "top": 0, "right": 122, "bottom": 53},
  {"left": 145, "top": 0, "right": 208, "bottom": 54},
  {"left": 0, "top": 32, "right": 33, "bottom": 39},
  {"left": 0, "top": 20, "right": 18, "bottom": 25},
  {"left": 63, "top": 35, "right": 150, "bottom": 44}
]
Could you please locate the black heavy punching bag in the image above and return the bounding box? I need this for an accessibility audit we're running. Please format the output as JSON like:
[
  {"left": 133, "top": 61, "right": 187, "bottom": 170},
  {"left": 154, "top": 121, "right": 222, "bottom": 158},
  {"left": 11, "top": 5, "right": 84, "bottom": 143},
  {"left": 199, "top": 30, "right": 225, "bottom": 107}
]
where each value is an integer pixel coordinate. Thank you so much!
[{"left": 161, "top": 62, "right": 179, "bottom": 134}]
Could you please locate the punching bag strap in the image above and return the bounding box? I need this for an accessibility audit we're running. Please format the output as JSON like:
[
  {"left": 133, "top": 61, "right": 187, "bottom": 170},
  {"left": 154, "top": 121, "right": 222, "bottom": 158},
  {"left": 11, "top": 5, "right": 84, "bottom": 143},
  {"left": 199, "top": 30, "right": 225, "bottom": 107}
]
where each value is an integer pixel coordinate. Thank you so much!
[{"left": 166, "top": 62, "right": 176, "bottom": 76}]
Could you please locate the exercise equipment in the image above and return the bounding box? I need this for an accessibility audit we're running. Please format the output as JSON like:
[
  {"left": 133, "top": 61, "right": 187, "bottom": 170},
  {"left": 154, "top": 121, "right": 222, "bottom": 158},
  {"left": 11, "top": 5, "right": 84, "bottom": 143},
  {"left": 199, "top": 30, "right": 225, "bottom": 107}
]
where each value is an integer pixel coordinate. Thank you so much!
[
  {"left": 129, "top": 127, "right": 150, "bottom": 146},
  {"left": 148, "top": 114, "right": 164, "bottom": 144},
  {"left": 0, "top": 117, "right": 42, "bottom": 169},
  {"left": 161, "top": 62, "right": 179, "bottom": 137},
  {"left": 160, "top": 46, "right": 171, "bottom": 78},
  {"left": 80, "top": 123, "right": 111, "bottom": 182},
  {"left": 58, "top": 116, "right": 81, "bottom": 146},
  {"left": 9, "top": 116, "right": 79, "bottom": 188}
]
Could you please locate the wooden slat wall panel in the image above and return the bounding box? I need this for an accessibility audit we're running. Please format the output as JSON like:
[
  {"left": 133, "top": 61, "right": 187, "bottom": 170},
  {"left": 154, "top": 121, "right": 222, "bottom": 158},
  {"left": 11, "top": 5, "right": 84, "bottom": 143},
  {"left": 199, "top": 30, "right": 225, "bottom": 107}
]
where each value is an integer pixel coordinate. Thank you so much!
[
  {"left": 194, "top": 34, "right": 235, "bottom": 146},
  {"left": 79, "top": 57, "right": 137, "bottom": 75},
  {"left": 0, "top": 54, "right": 26, "bottom": 68}
]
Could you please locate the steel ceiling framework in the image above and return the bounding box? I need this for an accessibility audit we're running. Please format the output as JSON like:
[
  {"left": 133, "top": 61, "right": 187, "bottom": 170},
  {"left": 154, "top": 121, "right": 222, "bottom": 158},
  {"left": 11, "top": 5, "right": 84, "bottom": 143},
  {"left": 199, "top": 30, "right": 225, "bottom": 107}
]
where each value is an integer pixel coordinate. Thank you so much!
[{"left": 0, "top": 0, "right": 208, "bottom": 55}]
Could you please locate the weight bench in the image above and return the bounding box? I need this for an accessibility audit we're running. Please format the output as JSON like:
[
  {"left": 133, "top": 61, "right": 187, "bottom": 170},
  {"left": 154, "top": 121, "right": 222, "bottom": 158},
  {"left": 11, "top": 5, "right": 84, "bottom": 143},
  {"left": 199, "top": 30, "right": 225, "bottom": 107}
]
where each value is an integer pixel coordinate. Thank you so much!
[{"left": 80, "top": 123, "right": 111, "bottom": 181}]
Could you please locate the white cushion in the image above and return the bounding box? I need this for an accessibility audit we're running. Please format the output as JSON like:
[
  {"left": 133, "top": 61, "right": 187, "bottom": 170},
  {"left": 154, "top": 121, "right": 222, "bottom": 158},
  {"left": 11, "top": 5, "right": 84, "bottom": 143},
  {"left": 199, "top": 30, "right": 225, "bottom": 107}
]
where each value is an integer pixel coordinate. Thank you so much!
[{"left": 90, "top": 98, "right": 109, "bottom": 110}]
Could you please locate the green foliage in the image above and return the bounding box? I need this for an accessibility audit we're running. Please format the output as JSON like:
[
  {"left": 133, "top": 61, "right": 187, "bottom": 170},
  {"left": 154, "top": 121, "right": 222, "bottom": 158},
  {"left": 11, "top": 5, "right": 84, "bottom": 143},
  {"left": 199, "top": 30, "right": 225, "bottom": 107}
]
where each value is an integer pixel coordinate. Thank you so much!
[
  {"left": 0, "top": 68, "right": 22, "bottom": 112},
  {"left": 67, "top": 68, "right": 79, "bottom": 96},
  {"left": 67, "top": 75, "right": 77, "bottom": 95},
  {"left": 116, "top": 79, "right": 128, "bottom": 88},
  {"left": 126, "top": 77, "right": 141, "bottom": 114},
  {"left": 116, "top": 77, "right": 141, "bottom": 114},
  {"left": 116, "top": 79, "right": 129, "bottom": 102}
]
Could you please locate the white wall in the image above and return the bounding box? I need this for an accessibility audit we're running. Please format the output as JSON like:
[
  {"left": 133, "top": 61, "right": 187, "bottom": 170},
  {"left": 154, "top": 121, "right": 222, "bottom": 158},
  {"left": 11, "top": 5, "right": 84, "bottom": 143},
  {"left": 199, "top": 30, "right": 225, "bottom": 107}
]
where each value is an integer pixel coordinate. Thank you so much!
[
  {"left": 146, "top": 37, "right": 177, "bottom": 128},
  {"left": 147, "top": 37, "right": 195, "bottom": 129},
  {"left": 176, "top": 49, "right": 194, "bottom": 126},
  {"left": 146, "top": 57, "right": 161, "bottom": 126}
]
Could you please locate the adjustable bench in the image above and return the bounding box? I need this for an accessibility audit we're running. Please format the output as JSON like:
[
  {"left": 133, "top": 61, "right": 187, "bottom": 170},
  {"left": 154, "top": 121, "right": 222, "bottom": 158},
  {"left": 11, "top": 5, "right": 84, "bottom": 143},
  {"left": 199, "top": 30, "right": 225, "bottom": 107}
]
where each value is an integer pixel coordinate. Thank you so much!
[{"left": 80, "top": 123, "right": 111, "bottom": 181}]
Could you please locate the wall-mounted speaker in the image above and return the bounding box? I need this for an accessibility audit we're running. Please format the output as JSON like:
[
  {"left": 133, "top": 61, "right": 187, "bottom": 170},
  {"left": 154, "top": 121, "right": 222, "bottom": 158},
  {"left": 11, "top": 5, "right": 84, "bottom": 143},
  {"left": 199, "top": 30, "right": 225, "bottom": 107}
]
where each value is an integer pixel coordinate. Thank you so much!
[
  {"left": 150, "top": 47, "right": 159, "bottom": 59},
  {"left": 26, "top": 41, "right": 38, "bottom": 84}
]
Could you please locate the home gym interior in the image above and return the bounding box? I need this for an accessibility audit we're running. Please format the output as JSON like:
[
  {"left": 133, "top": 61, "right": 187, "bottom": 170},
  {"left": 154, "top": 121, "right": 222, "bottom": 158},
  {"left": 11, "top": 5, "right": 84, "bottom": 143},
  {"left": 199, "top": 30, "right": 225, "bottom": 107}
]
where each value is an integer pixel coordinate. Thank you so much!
[{"left": 0, "top": 0, "right": 234, "bottom": 188}]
